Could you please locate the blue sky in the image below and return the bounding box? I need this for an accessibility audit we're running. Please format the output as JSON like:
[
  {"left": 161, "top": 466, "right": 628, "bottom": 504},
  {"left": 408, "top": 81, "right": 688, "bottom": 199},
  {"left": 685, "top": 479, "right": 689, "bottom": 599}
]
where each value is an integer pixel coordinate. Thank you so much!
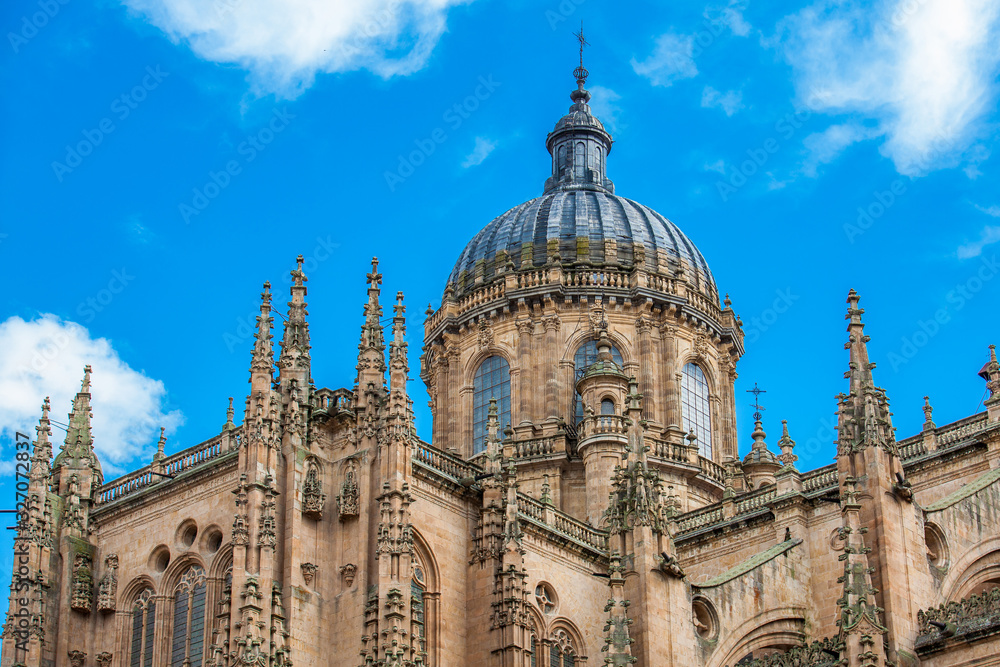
[{"left": 2, "top": 0, "right": 1000, "bottom": 607}]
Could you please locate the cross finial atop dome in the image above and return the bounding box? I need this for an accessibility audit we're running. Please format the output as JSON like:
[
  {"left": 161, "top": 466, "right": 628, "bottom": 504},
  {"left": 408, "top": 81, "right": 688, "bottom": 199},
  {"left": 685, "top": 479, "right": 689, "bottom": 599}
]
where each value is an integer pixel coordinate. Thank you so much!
[{"left": 571, "top": 22, "right": 591, "bottom": 103}]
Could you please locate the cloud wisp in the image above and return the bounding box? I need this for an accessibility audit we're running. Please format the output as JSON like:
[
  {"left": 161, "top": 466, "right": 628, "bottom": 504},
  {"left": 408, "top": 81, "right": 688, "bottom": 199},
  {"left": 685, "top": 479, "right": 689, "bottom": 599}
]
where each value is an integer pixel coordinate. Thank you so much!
[{"left": 461, "top": 136, "right": 496, "bottom": 168}]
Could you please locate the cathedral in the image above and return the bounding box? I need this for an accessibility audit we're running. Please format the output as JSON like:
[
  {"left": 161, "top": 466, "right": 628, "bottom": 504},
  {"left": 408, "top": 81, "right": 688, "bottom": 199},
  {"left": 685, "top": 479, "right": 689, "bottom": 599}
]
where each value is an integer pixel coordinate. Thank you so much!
[{"left": 5, "top": 62, "right": 1000, "bottom": 667}]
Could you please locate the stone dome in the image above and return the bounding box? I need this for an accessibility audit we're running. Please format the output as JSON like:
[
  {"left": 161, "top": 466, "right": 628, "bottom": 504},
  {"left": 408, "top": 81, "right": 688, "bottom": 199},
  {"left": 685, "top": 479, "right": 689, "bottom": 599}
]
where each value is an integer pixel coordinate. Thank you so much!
[{"left": 447, "top": 74, "right": 716, "bottom": 299}]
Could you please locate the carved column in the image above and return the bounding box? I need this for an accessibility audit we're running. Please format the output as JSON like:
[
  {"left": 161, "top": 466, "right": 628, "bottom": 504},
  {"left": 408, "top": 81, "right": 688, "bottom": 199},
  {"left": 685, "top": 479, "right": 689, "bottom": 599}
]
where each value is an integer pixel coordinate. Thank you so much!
[
  {"left": 636, "top": 316, "right": 656, "bottom": 422},
  {"left": 516, "top": 319, "right": 533, "bottom": 424},
  {"left": 659, "top": 324, "right": 680, "bottom": 428},
  {"left": 543, "top": 314, "right": 561, "bottom": 418}
]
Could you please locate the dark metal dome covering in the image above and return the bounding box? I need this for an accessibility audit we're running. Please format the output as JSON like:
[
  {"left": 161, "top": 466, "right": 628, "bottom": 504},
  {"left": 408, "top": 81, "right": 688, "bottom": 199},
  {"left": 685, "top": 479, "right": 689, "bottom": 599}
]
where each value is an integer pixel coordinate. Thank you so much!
[
  {"left": 447, "top": 192, "right": 717, "bottom": 293},
  {"left": 447, "top": 72, "right": 716, "bottom": 298}
]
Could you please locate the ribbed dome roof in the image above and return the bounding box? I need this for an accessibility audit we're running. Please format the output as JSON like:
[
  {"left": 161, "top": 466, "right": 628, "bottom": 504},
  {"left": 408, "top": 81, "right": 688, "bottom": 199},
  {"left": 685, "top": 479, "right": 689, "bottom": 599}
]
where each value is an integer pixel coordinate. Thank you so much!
[
  {"left": 448, "top": 191, "right": 716, "bottom": 294},
  {"left": 447, "top": 72, "right": 716, "bottom": 298}
]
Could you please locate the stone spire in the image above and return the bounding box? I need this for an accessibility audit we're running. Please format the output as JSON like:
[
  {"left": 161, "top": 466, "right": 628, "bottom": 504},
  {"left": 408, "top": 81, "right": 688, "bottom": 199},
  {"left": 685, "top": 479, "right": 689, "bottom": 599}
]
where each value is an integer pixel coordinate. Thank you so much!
[
  {"left": 356, "top": 258, "right": 387, "bottom": 411},
  {"left": 835, "top": 290, "right": 930, "bottom": 663},
  {"left": 31, "top": 397, "right": 54, "bottom": 483},
  {"left": 55, "top": 365, "right": 103, "bottom": 486},
  {"left": 249, "top": 282, "right": 275, "bottom": 402},
  {"left": 601, "top": 552, "right": 636, "bottom": 666},
  {"left": 838, "top": 290, "right": 899, "bottom": 459},
  {"left": 278, "top": 255, "right": 312, "bottom": 402},
  {"left": 835, "top": 477, "right": 888, "bottom": 667},
  {"left": 2, "top": 399, "right": 57, "bottom": 664},
  {"left": 489, "top": 451, "right": 532, "bottom": 666},
  {"left": 359, "top": 282, "right": 423, "bottom": 667}
]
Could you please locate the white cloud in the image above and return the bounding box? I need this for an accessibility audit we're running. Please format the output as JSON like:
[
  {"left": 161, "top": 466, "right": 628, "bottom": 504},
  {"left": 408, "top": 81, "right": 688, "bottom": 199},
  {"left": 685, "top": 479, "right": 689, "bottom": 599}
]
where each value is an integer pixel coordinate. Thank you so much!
[
  {"left": 0, "top": 315, "right": 184, "bottom": 474},
  {"left": 701, "top": 86, "right": 743, "bottom": 116},
  {"left": 777, "top": 0, "right": 1000, "bottom": 175},
  {"left": 587, "top": 85, "right": 623, "bottom": 133},
  {"left": 703, "top": 159, "right": 726, "bottom": 174},
  {"left": 705, "top": 0, "right": 752, "bottom": 37},
  {"left": 959, "top": 204, "right": 1000, "bottom": 258},
  {"left": 121, "top": 0, "right": 470, "bottom": 96},
  {"left": 461, "top": 136, "right": 496, "bottom": 168},
  {"left": 800, "top": 122, "right": 876, "bottom": 176},
  {"left": 631, "top": 33, "right": 699, "bottom": 87},
  {"left": 958, "top": 226, "right": 1000, "bottom": 259}
]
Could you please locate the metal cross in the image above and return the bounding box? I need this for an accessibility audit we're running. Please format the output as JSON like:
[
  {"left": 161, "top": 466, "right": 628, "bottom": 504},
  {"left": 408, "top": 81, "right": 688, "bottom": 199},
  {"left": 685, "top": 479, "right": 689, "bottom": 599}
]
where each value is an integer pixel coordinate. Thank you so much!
[
  {"left": 572, "top": 22, "right": 589, "bottom": 84},
  {"left": 747, "top": 383, "right": 767, "bottom": 422}
]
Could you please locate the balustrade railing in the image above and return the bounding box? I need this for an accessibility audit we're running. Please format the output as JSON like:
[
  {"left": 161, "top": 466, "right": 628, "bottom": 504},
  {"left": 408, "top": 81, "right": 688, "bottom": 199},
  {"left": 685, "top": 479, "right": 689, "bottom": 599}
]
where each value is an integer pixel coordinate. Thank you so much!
[
  {"left": 578, "top": 414, "right": 629, "bottom": 441},
  {"left": 937, "top": 412, "right": 990, "bottom": 446},
  {"left": 675, "top": 506, "right": 724, "bottom": 534},
  {"left": 97, "top": 431, "right": 234, "bottom": 505},
  {"left": 699, "top": 456, "right": 726, "bottom": 485},
  {"left": 562, "top": 269, "right": 631, "bottom": 290},
  {"left": 648, "top": 438, "right": 688, "bottom": 463},
  {"left": 734, "top": 487, "right": 777, "bottom": 515},
  {"left": 412, "top": 444, "right": 480, "bottom": 481},
  {"left": 512, "top": 437, "right": 559, "bottom": 458},
  {"left": 802, "top": 466, "right": 838, "bottom": 493}
]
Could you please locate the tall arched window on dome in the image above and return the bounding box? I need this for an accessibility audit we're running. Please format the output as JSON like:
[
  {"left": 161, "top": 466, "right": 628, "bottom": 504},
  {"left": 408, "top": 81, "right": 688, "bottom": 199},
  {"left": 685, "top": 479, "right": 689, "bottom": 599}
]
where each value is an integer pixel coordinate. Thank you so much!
[
  {"left": 473, "top": 356, "right": 511, "bottom": 454},
  {"left": 573, "top": 340, "right": 624, "bottom": 423},
  {"left": 681, "top": 363, "right": 713, "bottom": 458},
  {"left": 129, "top": 588, "right": 156, "bottom": 667},
  {"left": 574, "top": 142, "right": 586, "bottom": 180},
  {"left": 171, "top": 565, "right": 207, "bottom": 667}
]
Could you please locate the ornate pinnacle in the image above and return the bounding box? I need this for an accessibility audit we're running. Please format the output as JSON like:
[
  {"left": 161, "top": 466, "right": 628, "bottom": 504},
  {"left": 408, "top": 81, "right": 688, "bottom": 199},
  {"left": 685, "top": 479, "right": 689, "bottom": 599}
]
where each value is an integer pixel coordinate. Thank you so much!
[
  {"left": 601, "top": 551, "right": 636, "bottom": 665},
  {"left": 154, "top": 427, "right": 166, "bottom": 461},
  {"left": 224, "top": 397, "right": 235, "bottom": 430},
  {"left": 922, "top": 396, "right": 935, "bottom": 428},
  {"left": 777, "top": 420, "right": 797, "bottom": 468},
  {"left": 981, "top": 344, "right": 1000, "bottom": 401},
  {"left": 483, "top": 398, "right": 503, "bottom": 481}
]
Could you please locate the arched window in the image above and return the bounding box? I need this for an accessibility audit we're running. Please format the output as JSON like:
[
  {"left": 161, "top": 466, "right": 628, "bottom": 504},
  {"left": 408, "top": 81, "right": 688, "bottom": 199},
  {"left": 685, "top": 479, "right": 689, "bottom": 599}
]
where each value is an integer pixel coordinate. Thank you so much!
[
  {"left": 573, "top": 341, "right": 624, "bottom": 423},
  {"left": 171, "top": 566, "right": 207, "bottom": 667},
  {"left": 681, "top": 363, "right": 712, "bottom": 458},
  {"left": 574, "top": 142, "right": 585, "bottom": 179},
  {"left": 412, "top": 561, "right": 427, "bottom": 661},
  {"left": 600, "top": 399, "right": 616, "bottom": 415},
  {"left": 549, "top": 629, "right": 577, "bottom": 667},
  {"left": 129, "top": 588, "right": 156, "bottom": 667},
  {"left": 473, "top": 356, "right": 511, "bottom": 454}
]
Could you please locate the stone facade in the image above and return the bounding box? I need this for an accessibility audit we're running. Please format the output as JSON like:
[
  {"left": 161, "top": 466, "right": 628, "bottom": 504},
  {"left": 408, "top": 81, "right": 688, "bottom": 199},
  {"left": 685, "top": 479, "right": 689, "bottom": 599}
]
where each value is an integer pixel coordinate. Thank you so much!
[{"left": 5, "top": 72, "right": 1000, "bottom": 667}]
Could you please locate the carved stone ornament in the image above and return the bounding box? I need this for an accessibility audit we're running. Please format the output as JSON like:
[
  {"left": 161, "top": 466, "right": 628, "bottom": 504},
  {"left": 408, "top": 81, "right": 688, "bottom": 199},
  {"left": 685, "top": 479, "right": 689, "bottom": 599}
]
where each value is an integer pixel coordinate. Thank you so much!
[
  {"left": 339, "top": 563, "right": 357, "bottom": 587},
  {"left": 71, "top": 553, "right": 93, "bottom": 613},
  {"left": 97, "top": 553, "right": 118, "bottom": 613},
  {"left": 477, "top": 318, "right": 495, "bottom": 349},
  {"left": 301, "top": 562, "right": 317, "bottom": 585},
  {"left": 337, "top": 460, "right": 360, "bottom": 521},
  {"left": 68, "top": 651, "right": 86, "bottom": 667},
  {"left": 302, "top": 460, "right": 326, "bottom": 520},
  {"left": 96, "top": 652, "right": 113, "bottom": 667}
]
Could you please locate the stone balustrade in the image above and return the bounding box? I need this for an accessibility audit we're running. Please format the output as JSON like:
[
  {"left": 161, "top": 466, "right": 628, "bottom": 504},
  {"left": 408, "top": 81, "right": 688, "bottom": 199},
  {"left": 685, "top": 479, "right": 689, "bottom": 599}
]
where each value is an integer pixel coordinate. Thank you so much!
[
  {"left": 802, "top": 466, "right": 838, "bottom": 493},
  {"left": 97, "top": 431, "right": 234, "bottom": 505},
  {"left": 577, "top": 414, "right": 630, "bottom": 441}
]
